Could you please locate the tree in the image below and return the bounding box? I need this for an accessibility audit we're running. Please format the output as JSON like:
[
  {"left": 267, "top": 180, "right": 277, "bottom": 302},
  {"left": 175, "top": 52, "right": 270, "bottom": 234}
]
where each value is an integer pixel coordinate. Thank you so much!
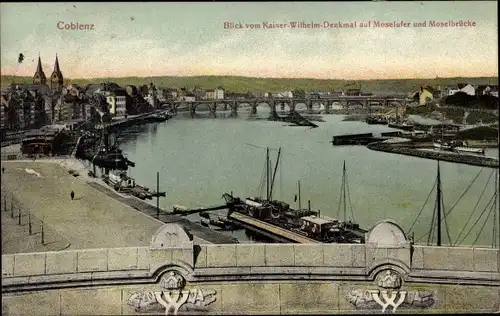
[{"left": 292, "top": 88, "right": 305, "bottom": 99}]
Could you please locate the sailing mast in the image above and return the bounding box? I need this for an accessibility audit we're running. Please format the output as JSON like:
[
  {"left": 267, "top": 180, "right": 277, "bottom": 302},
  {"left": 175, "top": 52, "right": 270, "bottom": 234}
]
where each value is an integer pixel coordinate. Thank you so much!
[
  {"left": 343, "top": 161, "right": 347, "bottom": 222},
  {"left": 436, "top": 161, "right": 442, "bottom": 246},
  {"left": 269, "top": 148, "right": 281, "bottom": 200},
  {"left": 298, "top": 180, "right": 302, "bottom": 211},
  {"left": 266, "top": 147, "right": 270, "bottom": 201},
  {"left": 494, "top": 167, "right": 498, "bottom": 248},
  {"left": 337, "top": 161, "right": 348, "bottom": 221},
  {"left": 497, "top": 125, "right": 500, "bottom": 248}
]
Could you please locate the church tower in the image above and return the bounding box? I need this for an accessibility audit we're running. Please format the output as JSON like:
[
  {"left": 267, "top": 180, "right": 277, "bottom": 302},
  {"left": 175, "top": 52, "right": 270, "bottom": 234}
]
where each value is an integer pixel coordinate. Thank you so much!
[
  {"left": 50, "top": 54, "right": 64, "bottom": 92},
  {"left": 33, "top": 55, "right": 47, "bottom": 85}
]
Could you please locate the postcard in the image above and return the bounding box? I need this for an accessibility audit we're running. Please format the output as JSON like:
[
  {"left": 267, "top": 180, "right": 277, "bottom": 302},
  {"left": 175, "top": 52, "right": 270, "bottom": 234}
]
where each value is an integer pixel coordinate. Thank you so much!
[{"left": 1, "top": 1, "right": 498, "bottom": 315}]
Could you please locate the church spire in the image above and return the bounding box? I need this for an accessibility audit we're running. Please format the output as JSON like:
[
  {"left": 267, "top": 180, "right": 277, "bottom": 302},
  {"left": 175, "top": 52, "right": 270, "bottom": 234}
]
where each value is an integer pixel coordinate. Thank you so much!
[
  {"left": 36, "top": 55, "right": 43, "bottom": 73},
  {"left": 53, "top": 54, "right": 61, "bottom": 74},
  {"left": 50, "top": 54, "right": 64, "bottom": 92},
  {"left": 33, "top": 53, "right": 47, "bottom": 85}
]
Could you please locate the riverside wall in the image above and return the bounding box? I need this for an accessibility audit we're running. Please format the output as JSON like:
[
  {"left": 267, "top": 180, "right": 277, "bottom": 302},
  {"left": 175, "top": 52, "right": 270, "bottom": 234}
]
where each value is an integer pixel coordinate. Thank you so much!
[
  {"left": 367, "top": 142, "right": 499, "bottom": 168},
  {"left": 2, "top": 221, "right": 499, "bottom": 315}
]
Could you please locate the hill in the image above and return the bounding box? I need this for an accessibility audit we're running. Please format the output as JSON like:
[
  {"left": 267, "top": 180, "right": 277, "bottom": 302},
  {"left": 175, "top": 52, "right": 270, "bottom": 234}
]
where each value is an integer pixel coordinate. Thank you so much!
[{"left": 1, "top": 75, "right": 498, "bottom": 94}]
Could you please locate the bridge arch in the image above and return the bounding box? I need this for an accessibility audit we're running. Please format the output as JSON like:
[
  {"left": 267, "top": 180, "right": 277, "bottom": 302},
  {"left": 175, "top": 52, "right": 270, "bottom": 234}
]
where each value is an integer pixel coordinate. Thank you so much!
[
  {"left": 161, "top": 102, "right": 174, "bottom": 110},
  {"left": 191, "top": 102, "right": 212, "bottom": 112},
  {"left": 256, "top": 101, "right": 274, "bottom": 111},
  {"left": 231, "top": 100, "right": 276, "bottom": 114},
  {"left": 311, "top": 100, "right": 329, "bottom": 111},
  {"left": 272, "top": 100, "right": 291, "bottom": 112},
  {"left": 293, "top": 102, "right": 308, "bottom": 111}
]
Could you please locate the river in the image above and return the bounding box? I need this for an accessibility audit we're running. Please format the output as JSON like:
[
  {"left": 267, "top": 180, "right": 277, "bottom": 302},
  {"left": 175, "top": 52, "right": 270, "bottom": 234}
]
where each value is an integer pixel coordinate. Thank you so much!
[{"left": 117, "top": 107, "right": 499, "bottom": 247}]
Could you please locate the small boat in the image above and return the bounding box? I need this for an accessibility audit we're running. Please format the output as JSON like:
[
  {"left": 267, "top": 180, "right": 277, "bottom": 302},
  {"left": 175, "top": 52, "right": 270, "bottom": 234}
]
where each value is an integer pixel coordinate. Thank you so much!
[
  {"left": 157, "top": 111, "right": 173, "bottom": 121},
  {"left": 365, "top": 116, "right": 379, "bottom": 125},
  {"left": 452, "top": 146, "right": 485, "bottom": 155},
  {"left": 375, "top": 117, "right": 388, "bottom": 125},
  {"left": 433, "top": 142, "right": 451, "bottom": 150},
  {"left": 365, "top": 116, "right": 388, "bottom": 125},
  {"left": 105, "top": 170, "right": 136, "bottom": 190},
  {"left": 450, "top": 141, "right": 485, "bottom": 155},
  {"left": 388, "top": 121, "right": 415, "bottom": 131}
]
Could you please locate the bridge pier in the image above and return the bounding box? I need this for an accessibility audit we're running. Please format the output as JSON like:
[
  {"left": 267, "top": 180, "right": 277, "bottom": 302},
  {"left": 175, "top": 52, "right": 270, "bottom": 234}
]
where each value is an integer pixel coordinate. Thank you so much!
[
  {"left": 324, "top": 100, "right": 330, "bottom": 114},
  {"left": 307, "top": 100, "right": 313, "bottom": 111},
  {"left": 289, "top": 101, "right": 296, "bottom": 113},
  {"left": 250, "top": 102, "right": 257, "bottom": 115},
  {"left": 231, "top": 102, "right": 238, "bottom": 116},
  {"left": 270, "top": 100, "right": 278, "bottom": 117},
  {"left": 189, "top": 103, "right": 196, "bottom": 118},
  {"left": 209, "top": 103, "right": 217, "bottom": 117}
]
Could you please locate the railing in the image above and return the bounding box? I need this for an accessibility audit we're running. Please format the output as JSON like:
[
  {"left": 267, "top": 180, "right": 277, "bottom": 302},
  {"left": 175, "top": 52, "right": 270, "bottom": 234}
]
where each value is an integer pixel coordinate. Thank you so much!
[
  {"left": 1, "top": 139, "right": 22, "bottom": 147},
  {"left": 0, "top": 152, "right": 21, "bottom": 160},
  {"left": 0, "top": 191, "right": 71, "bottom": 253}
]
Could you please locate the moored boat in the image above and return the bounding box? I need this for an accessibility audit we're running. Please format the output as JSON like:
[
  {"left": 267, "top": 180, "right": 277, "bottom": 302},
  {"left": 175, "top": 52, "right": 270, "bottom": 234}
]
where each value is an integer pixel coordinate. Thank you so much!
[
  {"left": 452, "top": 146, "right": 486, "bottom": 155},
  {"left": 365, "top": 116, "right": 388, "bottom": 125},
  {"left": 388, "top": 121, "right": 415, "bottom": 131},
  {"left": 80, "top": 145, "right": 135, "bottom": 170},
  {"left": 433, "top": 142, "right": 451, "bottom": 150},
  {"left": 450, "top": 141, "right": 486, "bottom": 155},
  {"left": 374, "top": 116, "right": 388, "bottom": 125},
  {"left": 222, "top": 152, "right": 367, "bottom": 244},
  {"left": 365, "top": 116, "right": 379, "bottom": 125}
]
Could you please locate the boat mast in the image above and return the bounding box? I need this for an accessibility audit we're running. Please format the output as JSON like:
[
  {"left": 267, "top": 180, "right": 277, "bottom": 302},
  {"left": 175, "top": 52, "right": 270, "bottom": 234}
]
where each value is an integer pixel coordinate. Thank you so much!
[
  {"left": 298, "top": 180, "right": 302, "bottom": 211},
  {"left": 497, "top": 125, "right": 500, "bottom": 248},
  {"left": 269, "top": 148, "right": 281, "bottom": 200},
  {"left": 494, "top": 167, "right": 498, "bottom": 248},
  {"left": 266, "top": 147, "right": 270, "bottom": 201},
  {"left": 436, "top": 161, "right": 442, "bottom": 246},
  {"left": 343, "top": 161, "right": 347, "bottom": 222}
]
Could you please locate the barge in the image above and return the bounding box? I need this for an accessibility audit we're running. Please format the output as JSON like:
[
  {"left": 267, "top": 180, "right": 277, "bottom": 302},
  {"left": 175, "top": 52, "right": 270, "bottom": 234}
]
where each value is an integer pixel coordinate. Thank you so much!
[
  {"left": 173, "top": 148, "right": 368, "bottom": 244},
  {"left": 331, "top": 133, "right": 388, "bottom": 146},
  {"left": 223, "top": 193, "right": 366, "bottom": 243},
  {"left": 221, "top": 149, "right": 367, "bottom": 244},
  {"left": 365, "top": 116, "right": 388, "bottom": 125},
  {"left": 434, "top": 140, "right": 486, "bottom": 155},
  {"left": 102, "top": 170, "right": 166, "bottom": 200},
  {"left": 388, "top": 121, "right": 415, "bottom": 131}
]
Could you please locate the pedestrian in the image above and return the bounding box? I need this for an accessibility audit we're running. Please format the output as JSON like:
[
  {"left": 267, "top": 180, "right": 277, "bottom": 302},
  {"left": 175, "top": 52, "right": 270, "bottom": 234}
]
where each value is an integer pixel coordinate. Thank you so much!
[
  {"left": 1, "top": 167, "right": 4, "bottom": 174},
  {"left": 70, "top": 190, "right": 75, "bottom": 200}
]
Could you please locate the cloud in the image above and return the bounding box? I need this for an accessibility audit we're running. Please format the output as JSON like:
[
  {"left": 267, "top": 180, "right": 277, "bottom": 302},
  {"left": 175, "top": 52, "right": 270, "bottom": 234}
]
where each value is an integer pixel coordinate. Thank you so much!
[{"left": 0, "top": 5, "right": 497, "bottom": 79}]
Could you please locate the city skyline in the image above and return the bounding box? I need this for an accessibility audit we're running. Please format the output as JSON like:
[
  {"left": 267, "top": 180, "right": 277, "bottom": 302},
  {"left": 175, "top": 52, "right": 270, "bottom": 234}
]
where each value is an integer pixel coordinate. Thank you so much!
[{"left": 0, "top": 2, "right": 498, "bottom": 80}]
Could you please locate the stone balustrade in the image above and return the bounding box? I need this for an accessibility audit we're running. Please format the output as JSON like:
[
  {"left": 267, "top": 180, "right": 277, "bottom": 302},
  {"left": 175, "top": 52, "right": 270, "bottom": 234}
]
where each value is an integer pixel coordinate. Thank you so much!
[{"left": 2, "top": 220, "right": 499, "bottom": 315}]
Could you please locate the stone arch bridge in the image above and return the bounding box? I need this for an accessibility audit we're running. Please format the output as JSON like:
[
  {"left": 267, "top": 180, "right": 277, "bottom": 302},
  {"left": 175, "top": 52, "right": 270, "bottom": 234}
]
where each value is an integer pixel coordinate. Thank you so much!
[
  {"left": 2, "top": 220, "right": 498, "bottom": 315},
  {"left": 164, "top": 96, "right": 407, "bottom": 117}
]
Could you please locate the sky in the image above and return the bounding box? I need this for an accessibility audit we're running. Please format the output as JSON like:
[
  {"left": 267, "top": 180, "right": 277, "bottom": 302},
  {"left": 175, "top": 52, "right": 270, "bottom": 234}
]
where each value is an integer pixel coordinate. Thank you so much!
[{"left": 0, "top": 1, "right": 498, "bottom": 80}]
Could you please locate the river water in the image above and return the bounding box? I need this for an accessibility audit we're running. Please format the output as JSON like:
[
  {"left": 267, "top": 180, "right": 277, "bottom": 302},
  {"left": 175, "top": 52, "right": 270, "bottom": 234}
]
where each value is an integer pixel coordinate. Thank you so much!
[{"left": 117, "top": 106, "right": 499, "bottom": 247}]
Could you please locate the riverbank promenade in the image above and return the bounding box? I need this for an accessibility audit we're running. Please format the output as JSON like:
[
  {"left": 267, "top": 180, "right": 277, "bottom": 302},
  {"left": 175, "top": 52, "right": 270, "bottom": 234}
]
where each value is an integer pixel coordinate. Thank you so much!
[{"left": 0, "top": 160, "right": 210, "bottom": 253}]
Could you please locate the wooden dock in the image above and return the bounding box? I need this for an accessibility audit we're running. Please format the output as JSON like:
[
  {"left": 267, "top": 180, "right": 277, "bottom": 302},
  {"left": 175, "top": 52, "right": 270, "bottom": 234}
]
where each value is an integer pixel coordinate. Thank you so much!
[{"left": 228, "top": 212, "right": 320, "bottom": 244}]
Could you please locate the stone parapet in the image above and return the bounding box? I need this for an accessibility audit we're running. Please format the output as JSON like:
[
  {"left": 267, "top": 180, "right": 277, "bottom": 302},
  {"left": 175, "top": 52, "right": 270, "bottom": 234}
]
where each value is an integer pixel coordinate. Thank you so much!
[
  {"left": 2, "top": 222, "right": 499, "bottom": 314},
  {"left": 2, "top": 221, "right": 499, "bottom": 292}
]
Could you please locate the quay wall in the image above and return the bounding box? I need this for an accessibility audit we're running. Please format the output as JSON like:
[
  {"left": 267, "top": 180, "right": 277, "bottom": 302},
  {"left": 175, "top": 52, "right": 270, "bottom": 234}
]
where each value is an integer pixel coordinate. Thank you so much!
[
  {"left": 367, "top": 142, "right": 499, "bottom": 168},
  {"left": 2, "top": 222, "right": 499, "bottom": 315}
]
